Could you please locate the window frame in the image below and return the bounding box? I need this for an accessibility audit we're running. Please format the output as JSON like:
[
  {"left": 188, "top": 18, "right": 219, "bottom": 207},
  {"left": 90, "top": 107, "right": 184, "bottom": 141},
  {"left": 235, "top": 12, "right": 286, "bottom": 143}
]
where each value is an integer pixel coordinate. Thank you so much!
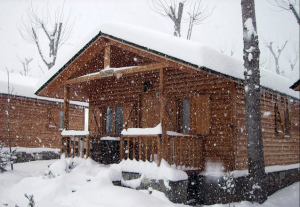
[
  {"left": 59, "top": 110, "right": 64, "bottom": 130},
  {"left": 274, "top": 102, "right": 291, "bottom": 138},
  {"left": 102, "top": 105, "right": 124, "bottom": 135}
]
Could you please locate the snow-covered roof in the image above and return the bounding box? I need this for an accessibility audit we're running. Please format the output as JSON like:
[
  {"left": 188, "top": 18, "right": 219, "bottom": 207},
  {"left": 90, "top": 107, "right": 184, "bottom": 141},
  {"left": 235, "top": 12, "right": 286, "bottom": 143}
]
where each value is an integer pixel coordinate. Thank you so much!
[
  {"left": 0, "top": 71, "right": 88, "bottom": 107},
  {"left": 35, "top": 22, "right": 299, "bottom": 99}
]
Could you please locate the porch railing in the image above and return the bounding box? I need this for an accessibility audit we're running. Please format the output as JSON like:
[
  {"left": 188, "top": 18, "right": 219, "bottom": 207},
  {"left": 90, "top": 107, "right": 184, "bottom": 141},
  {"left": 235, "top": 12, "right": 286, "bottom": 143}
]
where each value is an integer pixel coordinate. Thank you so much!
[
  {"left": 61, "top": 130, "right": 90, "bottom": 158},
  {"left": 120, "top": 134, "right": 161, "bottom": 165}
]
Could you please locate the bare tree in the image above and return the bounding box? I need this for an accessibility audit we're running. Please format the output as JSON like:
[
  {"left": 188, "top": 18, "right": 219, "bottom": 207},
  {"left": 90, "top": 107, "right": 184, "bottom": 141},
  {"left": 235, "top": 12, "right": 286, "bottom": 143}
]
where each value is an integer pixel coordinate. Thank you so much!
[
  {"left": 185, "top": 0, "right": 214, "bottom": 40},
  {"left": 149, "top": 0, "right": 186, "bottom": 37},
  {"left": 18, "top": 57, "right": 33, "bottom": 76},
  {"left": 268, "top": 0, "right": 300, "bottom": 25},
  {"left": 286, "top": 44, "right": 299, "bottom": 71},
  {"left": 264, "top": 40, "right": 288, "bottom": 75},
  {"left": 219, "top": 41, "right": 238, "bottom": 56},
  {"left": 241, "top": 0, "right": 267, "bottom": 203},
  {"left": 19, "top": 2, "right": 74, "bottom": 70},
  {"left": 5, "top": 68, "right": 14, "bottom": 170}
]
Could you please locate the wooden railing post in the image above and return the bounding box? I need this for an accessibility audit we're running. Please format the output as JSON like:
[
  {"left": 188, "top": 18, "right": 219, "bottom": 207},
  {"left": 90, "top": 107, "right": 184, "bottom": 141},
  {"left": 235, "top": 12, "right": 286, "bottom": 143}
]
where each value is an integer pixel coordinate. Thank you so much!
[
  {"left": 63, "top": 85, "right": 70, "bottom": 130},
  {"left": 86, "top": 135, "right": 90, "bottom": 158},
  {"left": 120, "top": 135, "right": 124, "bottom": 161}
]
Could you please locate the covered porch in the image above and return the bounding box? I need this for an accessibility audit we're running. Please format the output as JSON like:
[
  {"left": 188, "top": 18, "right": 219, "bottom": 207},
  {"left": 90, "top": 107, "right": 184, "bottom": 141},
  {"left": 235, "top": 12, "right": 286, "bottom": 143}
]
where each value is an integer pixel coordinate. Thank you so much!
[{"left": 35, "top": 31, "right": 221, "bottom": 171}]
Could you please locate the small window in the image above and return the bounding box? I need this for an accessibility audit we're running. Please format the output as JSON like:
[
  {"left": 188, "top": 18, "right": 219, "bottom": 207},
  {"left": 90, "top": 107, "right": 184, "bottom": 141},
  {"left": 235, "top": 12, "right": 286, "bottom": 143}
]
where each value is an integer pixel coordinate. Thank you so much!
[
  {"left": 115, "top": 107, "right": 123, "bottom": 133},
  {"left": 182, "top": 100, "right": 190, "bottom": 132},
  {"left": 59, "top": 111, "right": 64, "bottom": 129},
  {"left": 105, "top": 107, "right": 113, "bottom": 133}
]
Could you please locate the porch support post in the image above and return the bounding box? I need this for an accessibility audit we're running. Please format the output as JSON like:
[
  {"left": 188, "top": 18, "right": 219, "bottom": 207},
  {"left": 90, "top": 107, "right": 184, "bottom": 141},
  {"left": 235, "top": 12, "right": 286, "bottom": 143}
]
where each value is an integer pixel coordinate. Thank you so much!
[
  {"left": 104, "top": 45, "right": 111, "bottom": 68},
  {"left": 63, "top": 85, "right": 70, "bottom": 130},
  {"left": 158, "top": 68, "right": 166, "bottom": 166},
  {"left": 86, "top": 135, "right": 90, "bottom": 158},
  {"left": 63, "top": 85, "right": 70, "bottom": 157},
  {"left": 120, "top": 135, "right": 124, "bottom": 161}
]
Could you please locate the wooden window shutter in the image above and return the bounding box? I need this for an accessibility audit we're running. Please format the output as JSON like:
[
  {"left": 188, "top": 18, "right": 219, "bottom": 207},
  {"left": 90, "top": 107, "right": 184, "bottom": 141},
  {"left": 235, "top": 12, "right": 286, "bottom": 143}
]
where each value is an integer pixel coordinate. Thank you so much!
[
  {"left": 275, "top": 103, "right": 285, "bottom": 137},
  {"left": 191, "top": 94, "right": 211, "bottom": 135},
  {"left": 123, "top": 103, "right": 137, "bottom": 129}
]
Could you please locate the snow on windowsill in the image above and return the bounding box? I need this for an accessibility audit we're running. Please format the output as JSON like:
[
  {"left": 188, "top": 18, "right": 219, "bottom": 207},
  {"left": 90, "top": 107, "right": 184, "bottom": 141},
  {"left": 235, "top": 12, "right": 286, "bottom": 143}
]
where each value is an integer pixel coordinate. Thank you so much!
[
  {"left": 100, "top": 136, "right": 120, "bottom": 141},
  {"left": 121, "top": 124, "right": 162, "bottom": 135},
  {"left": 61, "top": 130, "right": 89, "bottom": 136},
  {"left": 166, "top": 131, "right": 192, "bottom": 136}
]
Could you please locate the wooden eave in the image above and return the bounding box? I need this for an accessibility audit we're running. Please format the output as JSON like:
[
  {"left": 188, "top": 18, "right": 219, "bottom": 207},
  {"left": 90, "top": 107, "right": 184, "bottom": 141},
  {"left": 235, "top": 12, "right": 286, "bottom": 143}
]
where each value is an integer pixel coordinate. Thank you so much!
[
  {"left": 290, "top": 79, "right": 300, "bottom": 91},
  {"left": 35, "top": 31, "right": 245, "bottom": 98}
]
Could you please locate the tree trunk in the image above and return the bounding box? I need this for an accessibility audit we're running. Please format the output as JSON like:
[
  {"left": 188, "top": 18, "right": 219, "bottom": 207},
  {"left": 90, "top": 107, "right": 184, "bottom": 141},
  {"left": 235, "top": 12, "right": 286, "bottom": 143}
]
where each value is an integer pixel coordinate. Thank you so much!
[
  {"left": 289, "top": 4, "right": 300, "bottom": 25},
  {"left": 241, "top": 0, "right": 267, "bottom": 204}
]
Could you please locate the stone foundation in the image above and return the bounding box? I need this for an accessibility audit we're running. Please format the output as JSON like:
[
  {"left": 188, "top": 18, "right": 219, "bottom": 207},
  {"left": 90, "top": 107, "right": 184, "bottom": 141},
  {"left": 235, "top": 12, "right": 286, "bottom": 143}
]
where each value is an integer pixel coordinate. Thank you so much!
[
  {"left": 187, "top": 168, "right": 300, "bottom": 205},
  {"left": 121, "top": 171, "right": 188, "bottom": 204}
]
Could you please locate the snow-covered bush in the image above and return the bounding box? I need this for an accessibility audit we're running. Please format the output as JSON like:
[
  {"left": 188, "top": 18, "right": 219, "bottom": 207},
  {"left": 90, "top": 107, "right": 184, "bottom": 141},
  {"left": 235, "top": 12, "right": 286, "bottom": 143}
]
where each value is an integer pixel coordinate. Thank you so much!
[
  {"left": 218, "top": 171, "right": 236, "bottom": 206},
  {"left": 43, "top": 154, "right": 86, "bottom": 178},
  {"left": 0, "top": 142, "right": 17, "bottom": 173},
  {"left": 24, "top": 194, "right": 35, "bottom": 207},
  {"left": 218, "top": 171, "right": 236, "bottom": 194}
]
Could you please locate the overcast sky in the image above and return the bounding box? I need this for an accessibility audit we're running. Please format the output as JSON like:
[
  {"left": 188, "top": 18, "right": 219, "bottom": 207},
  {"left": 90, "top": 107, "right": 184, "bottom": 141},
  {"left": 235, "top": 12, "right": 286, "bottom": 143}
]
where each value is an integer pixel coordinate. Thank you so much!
[{"left": 0, "top": 0, "right": 298, "bottom": 82}]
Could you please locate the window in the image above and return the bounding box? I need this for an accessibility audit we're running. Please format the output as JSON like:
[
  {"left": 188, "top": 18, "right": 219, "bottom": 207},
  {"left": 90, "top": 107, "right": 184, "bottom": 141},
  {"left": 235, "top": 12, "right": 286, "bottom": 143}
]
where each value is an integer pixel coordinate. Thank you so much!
[
  {"left": 59, "top": 111, "right": 64, "bottom": 129},
  {"left": 182, "top": 100, "right": 190, "bottom": 132},
  {"left": 104, "top": 106, "right": 123, "bottom": 134},
  {"left": 105, "top": 107, "right": 113, "bottom": 133},
  {"left": 179, "top": 95, "right": 211, "bottom": 135}
]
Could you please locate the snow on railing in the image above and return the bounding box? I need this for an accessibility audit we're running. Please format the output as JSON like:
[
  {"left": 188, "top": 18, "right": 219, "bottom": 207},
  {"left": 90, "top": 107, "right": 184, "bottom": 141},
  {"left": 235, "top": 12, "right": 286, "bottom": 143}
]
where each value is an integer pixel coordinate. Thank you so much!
[
  {"left": 61, "top": 130, "right": 89, "bottom": 136},
  {"left": 121, "top": 123, "right": 162, "bottom": 135}
]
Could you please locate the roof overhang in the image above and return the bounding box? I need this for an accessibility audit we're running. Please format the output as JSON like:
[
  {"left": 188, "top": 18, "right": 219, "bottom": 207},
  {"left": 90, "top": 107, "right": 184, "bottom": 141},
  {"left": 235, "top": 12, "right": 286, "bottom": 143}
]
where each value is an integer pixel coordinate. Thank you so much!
[{"left": 290, "top": 79, "right": 300, "bottom": 91}]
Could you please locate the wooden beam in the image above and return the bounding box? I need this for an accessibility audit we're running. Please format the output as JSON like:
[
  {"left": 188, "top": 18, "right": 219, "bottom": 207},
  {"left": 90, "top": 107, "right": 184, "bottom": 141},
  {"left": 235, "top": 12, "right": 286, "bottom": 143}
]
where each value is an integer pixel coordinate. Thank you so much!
[
  {"left": 114, "top": 63, "right": 167, "bottom": 77},
  {"left": 86, "top": 135, "right": 90, "bottom": 158},
  {"left": 120, "top": 135, "right": 124, "bottom": 161},
  {"left": 65, "top": 73, "right": 100, "bottom": 85},
  {"left": 64, "top": 63, "right": 167, "bottom": 85},
  {"left": 63, "top": 85, "right": 70, "bottom": 130},
  {"left": 158, "top": 68, "right": 166, "bottom": 166},
  {"left": 104, "top": 46, "right": 111, "bottom": 68}
]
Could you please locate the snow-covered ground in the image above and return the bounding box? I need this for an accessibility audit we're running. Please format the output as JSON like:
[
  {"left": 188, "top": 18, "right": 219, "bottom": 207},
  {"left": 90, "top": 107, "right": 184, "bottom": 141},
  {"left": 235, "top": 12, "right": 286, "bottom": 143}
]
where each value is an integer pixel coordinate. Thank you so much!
[
  {"left": 0, "top": 158, "right": 299, "bottom": 207},
  {"left": 0, "top": 158, "right": 189, "bottom": 207}
]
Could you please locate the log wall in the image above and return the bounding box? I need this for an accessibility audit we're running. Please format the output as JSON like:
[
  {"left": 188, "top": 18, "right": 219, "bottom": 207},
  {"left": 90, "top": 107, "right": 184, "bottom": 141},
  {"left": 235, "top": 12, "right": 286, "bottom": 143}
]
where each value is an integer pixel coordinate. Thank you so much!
[
  {"left": 235, "top": 84, "right": 300, "bottom": 170},
  {"left": 89, "top": 68, "right": 237, "bottom": 171},
  {"left": 0, "top": 94, "right": 85, "bottom": 148},
  {"left": 163, "top": 69, "right": 236, "bottom": 171},
  {"left": 88, "top": 67, "right": 299, "bottom": 171}
]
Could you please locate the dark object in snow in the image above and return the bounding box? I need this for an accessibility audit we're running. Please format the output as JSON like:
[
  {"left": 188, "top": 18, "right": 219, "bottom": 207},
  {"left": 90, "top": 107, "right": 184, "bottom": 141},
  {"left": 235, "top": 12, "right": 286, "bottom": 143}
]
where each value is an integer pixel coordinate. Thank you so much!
[{"left": 148, "top": 187, "right": 153, "bottom": 194}]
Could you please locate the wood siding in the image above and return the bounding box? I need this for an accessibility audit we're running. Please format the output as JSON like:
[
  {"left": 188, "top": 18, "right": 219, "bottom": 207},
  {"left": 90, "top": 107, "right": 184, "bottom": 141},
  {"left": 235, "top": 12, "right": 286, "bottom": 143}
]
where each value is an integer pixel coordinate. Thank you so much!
[
  {"left": 235, "top": 84, "right": 300, "bottom": 170},
  {"left": 89, "top": 68, "right": 236, "bottom": 171},
  {"left": 0, "top": 94, "right": 85, "bottom": 148}
]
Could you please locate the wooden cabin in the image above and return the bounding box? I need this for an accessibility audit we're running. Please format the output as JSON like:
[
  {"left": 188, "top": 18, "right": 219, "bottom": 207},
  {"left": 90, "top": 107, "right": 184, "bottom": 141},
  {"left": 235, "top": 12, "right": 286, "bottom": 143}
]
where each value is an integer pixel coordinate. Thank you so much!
[
  {"left": 0, "top": 72, "right": 86, "bottom": 149},
  {"left": 35, "top": 22, "right": 300, "bottom": 171}
]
